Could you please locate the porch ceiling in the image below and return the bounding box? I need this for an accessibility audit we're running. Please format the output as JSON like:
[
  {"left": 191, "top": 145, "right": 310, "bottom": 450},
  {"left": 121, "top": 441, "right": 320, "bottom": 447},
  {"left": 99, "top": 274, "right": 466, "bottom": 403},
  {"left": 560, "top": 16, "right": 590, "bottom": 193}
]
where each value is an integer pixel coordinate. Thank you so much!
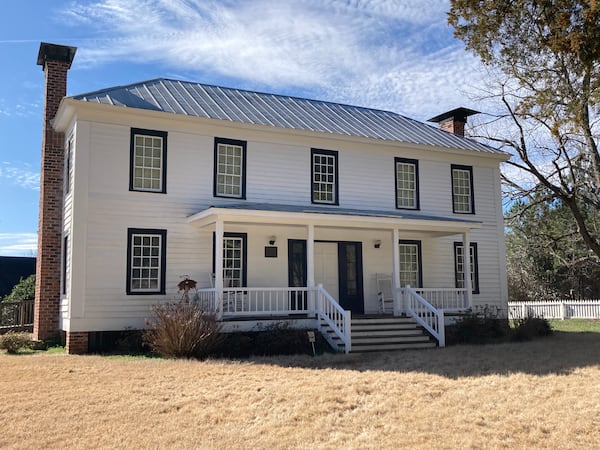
[{"left": 187, "top": 202, "right": 481, "bottom": 235}]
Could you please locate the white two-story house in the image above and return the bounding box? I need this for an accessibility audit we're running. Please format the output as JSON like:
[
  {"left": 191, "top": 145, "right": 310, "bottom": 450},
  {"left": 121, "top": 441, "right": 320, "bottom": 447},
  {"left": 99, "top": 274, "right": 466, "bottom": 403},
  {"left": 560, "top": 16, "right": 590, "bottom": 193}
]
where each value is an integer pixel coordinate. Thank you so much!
[{"left": 34, "top": 43, "right": 508, "bottom": 354}]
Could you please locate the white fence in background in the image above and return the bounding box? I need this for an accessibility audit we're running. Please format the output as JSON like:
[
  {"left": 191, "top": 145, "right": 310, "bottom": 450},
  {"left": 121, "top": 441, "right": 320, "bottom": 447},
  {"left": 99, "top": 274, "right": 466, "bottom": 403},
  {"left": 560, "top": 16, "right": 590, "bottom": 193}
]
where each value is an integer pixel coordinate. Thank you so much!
[{"left": 508, "top": 300, "right": 600, "bottom": 320}]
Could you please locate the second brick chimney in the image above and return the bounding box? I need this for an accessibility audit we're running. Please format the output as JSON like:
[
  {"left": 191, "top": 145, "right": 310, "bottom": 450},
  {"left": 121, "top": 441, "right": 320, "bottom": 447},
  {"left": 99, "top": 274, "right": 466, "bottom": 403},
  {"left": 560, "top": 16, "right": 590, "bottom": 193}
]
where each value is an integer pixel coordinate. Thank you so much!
[
  {"left": 33, "top": 42, "right": 77, "bottom": 341},
  {"left": 427, "top": 107, "right": 479, "bottom": 137}
]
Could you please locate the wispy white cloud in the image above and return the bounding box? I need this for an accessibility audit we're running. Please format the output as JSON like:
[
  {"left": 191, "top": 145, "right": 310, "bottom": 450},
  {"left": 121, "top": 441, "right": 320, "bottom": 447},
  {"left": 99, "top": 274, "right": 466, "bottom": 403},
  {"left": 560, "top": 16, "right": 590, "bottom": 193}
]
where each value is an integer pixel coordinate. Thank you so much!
[
  {"left": 61, "top": 0, "right": 484, "bottom": 119},
  {"left": 0, "top": 233, "right": 37, "bottom": 257},
  {"left": 0, "top": 97, "right": 41, "bottom": 118},
  {"left": 0, "top": 162, "right": 40, "bottom": 190}
]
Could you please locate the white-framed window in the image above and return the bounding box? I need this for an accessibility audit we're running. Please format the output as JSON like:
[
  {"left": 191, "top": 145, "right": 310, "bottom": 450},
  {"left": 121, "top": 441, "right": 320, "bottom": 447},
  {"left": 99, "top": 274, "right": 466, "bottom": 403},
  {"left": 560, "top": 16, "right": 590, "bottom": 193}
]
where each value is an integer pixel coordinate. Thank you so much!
[
  {"left": 454, "top": 242, "right": 479, "bottom": 294},
  {"left": 395, "top": 158, "right": 419, "bottom": 209},
  {"left": 214, "top": 138, "right": 246, "bottom": 198},
  {"left": 130, "top": 128, "right": 167, "bottom": 193},
  {"left": 451, "top": 165, "right": 474, "bottom": 213},
  {"left": 399, "top": 240, "right": 422, "bottom": 288},
  {"left": 216, "top": 233, "right": 247, "bottom": 288},
  {"left": 311, "top": 148, "right": 338, "bottom": 204},
  {"left": 127, "top": 229, "right": 166, "bottom": 294}
]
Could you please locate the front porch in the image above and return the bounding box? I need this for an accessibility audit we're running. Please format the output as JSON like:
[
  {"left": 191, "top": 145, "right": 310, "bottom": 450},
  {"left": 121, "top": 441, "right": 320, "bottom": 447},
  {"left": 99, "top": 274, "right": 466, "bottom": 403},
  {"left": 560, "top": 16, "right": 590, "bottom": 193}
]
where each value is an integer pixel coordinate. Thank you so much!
[{"left": 188, "top": 203, "right": 479, "bottom": 353}]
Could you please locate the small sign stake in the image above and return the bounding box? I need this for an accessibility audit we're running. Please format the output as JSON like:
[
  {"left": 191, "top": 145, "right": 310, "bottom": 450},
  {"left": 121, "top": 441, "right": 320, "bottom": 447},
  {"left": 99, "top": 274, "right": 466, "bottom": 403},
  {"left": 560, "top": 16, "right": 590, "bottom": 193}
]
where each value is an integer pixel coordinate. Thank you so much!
[{"left": 307, "top": 331, "right": 316, "bottom": 356}]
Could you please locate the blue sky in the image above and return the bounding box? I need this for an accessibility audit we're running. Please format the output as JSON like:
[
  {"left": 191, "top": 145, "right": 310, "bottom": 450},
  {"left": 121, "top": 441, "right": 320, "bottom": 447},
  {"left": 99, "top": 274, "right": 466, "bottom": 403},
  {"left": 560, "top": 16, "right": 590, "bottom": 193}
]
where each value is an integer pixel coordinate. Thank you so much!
[{"left": 0, "top": 0, "right": 487, "bottom": 256}]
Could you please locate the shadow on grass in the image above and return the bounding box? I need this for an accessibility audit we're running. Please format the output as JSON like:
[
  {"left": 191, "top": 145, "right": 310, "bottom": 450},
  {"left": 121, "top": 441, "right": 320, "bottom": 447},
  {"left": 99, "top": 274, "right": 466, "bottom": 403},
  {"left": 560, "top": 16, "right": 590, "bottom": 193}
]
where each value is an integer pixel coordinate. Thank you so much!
[{"left": 244, "top": 331, "right": 600, "bottom": 378}]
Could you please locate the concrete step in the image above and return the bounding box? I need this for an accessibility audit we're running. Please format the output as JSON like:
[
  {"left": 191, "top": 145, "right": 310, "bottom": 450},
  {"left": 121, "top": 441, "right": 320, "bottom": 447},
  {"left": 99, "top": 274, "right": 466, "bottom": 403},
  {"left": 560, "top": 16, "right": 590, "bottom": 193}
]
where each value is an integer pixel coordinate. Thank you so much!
[
  {"left": 351, "top": 328, "right": 423, "bottom": 337},
  {"left": 352, "top": 335, "right": 431, "bottom": 345},
  {"left": 351, "top": 342, "right": 437, "bottom": 352},
  {"left": 351, "top": 323, "right": 421, "bottom": 332},
  {"left": 351, "top": 317, "right": 415, "bottom": 325}
]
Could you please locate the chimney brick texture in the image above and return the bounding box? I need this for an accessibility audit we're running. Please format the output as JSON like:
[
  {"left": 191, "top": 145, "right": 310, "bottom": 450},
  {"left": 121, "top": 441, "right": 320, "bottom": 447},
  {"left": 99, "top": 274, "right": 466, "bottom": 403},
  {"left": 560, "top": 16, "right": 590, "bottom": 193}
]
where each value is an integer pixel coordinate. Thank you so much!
[
  {"left": 439, "top": 117, "right": 466, "bottom": 137},
  {"left": 34, "top": 45, "right": 75, "bottom": 341}
]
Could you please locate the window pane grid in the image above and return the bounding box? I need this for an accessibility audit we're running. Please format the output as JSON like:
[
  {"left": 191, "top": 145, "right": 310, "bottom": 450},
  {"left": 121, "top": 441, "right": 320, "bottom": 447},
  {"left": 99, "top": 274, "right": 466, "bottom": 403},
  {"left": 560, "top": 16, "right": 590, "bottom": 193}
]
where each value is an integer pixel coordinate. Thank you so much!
[
  {"left": 456, "top": 245, "right": 476, "bottom": 290},
  {"left": 216, "top": 144, "right": 243, "bottom": 197},
  {"left": 130, "top": 234, "right": 162, "bottom": 291},
  {"left": 399, "top": 243, "right": 419, "bottom": 287},
  {"left": 313, "top": 153, "right": 336, "bottom": 203},
  {"left": 133, "top": 135, "right": 163, "bottom": 191},
  {"left": 453, "top": 168, "right": 472, "bottom": 213},
  {"left": 223, "top": 237, "right": 243, "bottom": 287},
  {"left": 396, "top": 162, "right": 416, "bottom": 208}
]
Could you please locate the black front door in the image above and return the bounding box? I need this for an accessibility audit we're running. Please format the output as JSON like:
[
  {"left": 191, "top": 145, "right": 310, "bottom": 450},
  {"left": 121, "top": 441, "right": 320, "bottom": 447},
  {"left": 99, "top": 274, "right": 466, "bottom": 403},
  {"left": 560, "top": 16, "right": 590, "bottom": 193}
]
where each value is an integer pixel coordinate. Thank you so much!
[
  {"left": 338, "top": 242, "right": 364, "bottom": 314},
  {"left": 288, "top": 239, "right": 307, "bottom": 310}
]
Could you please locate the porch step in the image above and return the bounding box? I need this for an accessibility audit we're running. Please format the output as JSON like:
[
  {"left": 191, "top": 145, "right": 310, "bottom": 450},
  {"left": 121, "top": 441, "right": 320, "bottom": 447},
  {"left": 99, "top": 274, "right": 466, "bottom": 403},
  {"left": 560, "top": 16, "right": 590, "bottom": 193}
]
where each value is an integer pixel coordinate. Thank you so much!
[{"left": 324, "top": 316, "right": 438, "bottom": 353}]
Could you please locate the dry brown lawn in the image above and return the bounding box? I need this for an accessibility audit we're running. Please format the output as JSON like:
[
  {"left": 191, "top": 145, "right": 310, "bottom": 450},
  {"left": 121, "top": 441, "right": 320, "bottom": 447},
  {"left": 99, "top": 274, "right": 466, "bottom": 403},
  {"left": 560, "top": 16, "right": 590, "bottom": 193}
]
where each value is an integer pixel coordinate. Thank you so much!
[{"left": 1, "top": 332, "right": 599, "bottom": 449}]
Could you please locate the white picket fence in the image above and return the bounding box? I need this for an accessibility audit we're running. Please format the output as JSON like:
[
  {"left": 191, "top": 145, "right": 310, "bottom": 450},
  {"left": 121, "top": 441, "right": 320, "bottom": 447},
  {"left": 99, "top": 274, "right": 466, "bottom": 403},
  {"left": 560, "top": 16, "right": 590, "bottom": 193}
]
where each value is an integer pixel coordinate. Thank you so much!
[{"left": 508, "top": 300, "right": 600, "bottom": 320}]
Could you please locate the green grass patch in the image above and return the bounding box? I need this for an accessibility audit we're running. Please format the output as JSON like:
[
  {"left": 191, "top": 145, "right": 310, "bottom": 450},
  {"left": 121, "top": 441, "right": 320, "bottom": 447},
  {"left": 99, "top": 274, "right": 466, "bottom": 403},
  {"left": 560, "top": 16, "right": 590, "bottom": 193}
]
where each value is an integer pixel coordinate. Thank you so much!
[{"left": 550, "top": 319, "right": 600, "bottom": 333}]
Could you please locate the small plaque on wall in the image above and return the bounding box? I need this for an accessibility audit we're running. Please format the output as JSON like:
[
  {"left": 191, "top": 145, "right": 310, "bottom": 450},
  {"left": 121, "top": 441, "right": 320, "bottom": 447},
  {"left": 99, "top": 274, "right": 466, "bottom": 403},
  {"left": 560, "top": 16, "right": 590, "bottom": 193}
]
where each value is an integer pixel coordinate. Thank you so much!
[{"left": 264, "top": 246, "right": 278, "bottom": 258}]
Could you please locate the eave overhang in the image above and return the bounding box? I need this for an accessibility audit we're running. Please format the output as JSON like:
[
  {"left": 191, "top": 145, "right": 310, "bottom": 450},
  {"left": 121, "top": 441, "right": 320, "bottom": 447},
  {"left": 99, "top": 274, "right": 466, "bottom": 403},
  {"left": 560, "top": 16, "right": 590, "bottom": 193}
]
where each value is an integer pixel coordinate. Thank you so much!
[{"left": 187, "top": 203, "right": 482, "bottom": 235}]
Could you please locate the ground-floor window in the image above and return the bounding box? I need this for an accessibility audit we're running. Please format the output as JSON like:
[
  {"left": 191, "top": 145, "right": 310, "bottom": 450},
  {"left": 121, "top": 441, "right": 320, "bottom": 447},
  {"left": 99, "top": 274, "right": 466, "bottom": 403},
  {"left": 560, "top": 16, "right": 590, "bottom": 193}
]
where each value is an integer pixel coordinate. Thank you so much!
[
  {"left": 399, "top": 240, "right": 422, "bottom": 288},
  {"left": 454, "top": 242, "right": 479, "bottom": 294},
  {"left": 218, "top": 232, "right": 247, "bottom": 287},
  {"left": 127, "top": 228, "right": 166, "bottom": 294}
]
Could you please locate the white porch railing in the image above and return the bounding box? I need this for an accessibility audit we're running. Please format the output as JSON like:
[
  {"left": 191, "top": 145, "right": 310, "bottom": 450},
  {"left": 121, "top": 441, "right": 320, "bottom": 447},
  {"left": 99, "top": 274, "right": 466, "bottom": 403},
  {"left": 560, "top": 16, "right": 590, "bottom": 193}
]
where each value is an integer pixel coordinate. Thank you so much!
[
  {"left": 219, "top": 287, "right": 312, "bottom": 316},
  {"left": 403, "top": 286, "right": 445, "bottom": 347},
  {"left": 196, "top": 288, "right": 218, "bottom": 313},
  {"left": 410, "top": 288, "right": 468, "bottom": 310},
  {"left": 315, "top": 285, "right": 351, "bottom": 354}
]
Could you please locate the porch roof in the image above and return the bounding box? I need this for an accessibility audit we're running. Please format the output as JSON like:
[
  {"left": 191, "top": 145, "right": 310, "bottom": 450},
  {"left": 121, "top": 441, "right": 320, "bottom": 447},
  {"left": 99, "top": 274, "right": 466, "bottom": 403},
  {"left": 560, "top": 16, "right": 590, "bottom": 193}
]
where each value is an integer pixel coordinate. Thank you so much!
[{"left": 187, "top": 202, "right": 481, "bottom": 234}]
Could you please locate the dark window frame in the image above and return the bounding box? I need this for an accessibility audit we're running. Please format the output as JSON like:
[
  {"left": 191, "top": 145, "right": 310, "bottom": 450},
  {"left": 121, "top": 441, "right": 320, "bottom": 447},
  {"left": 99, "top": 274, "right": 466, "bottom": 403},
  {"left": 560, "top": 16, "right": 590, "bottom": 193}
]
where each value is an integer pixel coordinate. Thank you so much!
[
  {"left": 129, "top": 128, "right": 168, "bottom": 194},
  {"left": 451, "top": 164, "right": 475, "bottom": 214},
  {"left": 398, "top": 239, "right": 423, "bottom": 288},
  {"left": 213, "top": 137, "right": 247, "bottom": 199},
  {"left": 126, "top": 228, "right": 167, "bottom": 295},
  {"left": 395, "top": 157, "right": 420, "bottom": 210},
  {"left": 62, "top": 235, "right": 68, "bottom": 295},
  {"left": 311, "top": 148, "right": 339, "bottom": 205},
  {"left": 454, "top": 241, "right": 479, "bottom": 294},
  {"left": 212, "top": 232, "right": 248, "bottom": 287},
  {"left": 65, "top": 137, "right": 73, "bottom": 195}
]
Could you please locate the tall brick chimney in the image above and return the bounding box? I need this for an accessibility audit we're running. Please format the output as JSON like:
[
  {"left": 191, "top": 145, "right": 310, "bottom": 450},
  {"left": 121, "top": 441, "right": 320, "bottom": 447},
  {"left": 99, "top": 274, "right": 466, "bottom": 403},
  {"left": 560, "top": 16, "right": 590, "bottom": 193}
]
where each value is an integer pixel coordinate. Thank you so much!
[
  {"left": 34, "top": 43, "right": 76, "bottom": 341},
  {"left": 427, "top": 107, "right": 479, "bottom": 137}
]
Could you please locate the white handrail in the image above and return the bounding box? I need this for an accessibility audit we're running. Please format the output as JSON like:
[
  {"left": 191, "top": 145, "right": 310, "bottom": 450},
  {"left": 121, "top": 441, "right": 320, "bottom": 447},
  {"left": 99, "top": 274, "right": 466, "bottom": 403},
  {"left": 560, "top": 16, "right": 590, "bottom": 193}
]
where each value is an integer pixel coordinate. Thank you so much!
[
  {"left": 314, "top": 285, "right": 351, "bottom": 353},
  {"left": 220, "top": 287, "right": 311, "bottom": 316},
  {"left": 403, "top": 285, "right": 445, "bottom": 347}
]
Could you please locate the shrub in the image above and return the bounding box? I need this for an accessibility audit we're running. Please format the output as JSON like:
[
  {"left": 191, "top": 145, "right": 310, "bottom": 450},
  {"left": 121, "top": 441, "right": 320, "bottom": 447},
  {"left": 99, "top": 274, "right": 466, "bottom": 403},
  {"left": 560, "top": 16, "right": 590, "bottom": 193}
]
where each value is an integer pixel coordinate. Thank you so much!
[
  {"left": 216, "top": 325, "right": 330, "bottom": 357},
  {"left": 0, "top": 332, "right": 34, "bottom": 353},
  {"left": 144, "top": 301, "right": 223, "bottom": 359},
  {"left": 446, "top": 312, "right": 510, "bottom": 345},
  {"left": 511, "top": 316, "right": 553, "bottom": 342}
]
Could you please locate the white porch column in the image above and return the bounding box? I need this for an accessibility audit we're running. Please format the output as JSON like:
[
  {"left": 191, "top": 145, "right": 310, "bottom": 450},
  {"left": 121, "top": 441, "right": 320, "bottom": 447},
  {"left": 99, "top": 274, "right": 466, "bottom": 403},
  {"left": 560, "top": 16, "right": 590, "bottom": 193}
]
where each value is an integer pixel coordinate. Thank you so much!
[
  {"left": 462, "top": 230, "right": 473, "bottom": 309},
  {"left": 307, "top": 224, "right": 316, "bottom": 316},
  {"left": 392, "top": 228, "right": 402, "bottom": 316},
  {"left": 215, "top": 218, "right": 224, "bottom": 318}
]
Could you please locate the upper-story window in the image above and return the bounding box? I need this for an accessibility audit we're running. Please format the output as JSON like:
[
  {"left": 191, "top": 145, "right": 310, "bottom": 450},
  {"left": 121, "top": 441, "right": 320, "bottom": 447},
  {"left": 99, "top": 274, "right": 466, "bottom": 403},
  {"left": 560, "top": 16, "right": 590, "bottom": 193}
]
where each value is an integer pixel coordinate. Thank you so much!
[
  {"left": 130, "top": 128, "right": 167, "bottom": 193},
  {"left": 214, "top": 137, "right": 246, "bottom": 199},
  {"left": 451, "top": 164, "right": 474, "bottom": 214},
  {"left": 395, "top": 157, "right": 419, "bottom": 210},
  {"left": 311, "top": 148, "right": 338, "bottom": 205}
]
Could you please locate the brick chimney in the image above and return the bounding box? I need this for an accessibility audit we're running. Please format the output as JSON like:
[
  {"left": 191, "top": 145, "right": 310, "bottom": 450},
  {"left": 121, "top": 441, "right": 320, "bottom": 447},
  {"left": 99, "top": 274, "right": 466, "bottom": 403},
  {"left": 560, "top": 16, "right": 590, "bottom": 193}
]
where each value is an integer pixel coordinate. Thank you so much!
[
  {"left": 34, "top": 43, "right": 76, "bottom": 341},
  {"left": 427, "top": 107, "right": 479, "bottom": 137}
]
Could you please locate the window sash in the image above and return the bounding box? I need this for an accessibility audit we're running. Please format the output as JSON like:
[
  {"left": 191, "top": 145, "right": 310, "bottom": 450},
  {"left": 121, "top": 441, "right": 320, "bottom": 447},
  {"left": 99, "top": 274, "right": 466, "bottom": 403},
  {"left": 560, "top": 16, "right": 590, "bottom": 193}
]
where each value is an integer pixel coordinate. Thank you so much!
[
  {"left": 223, "top": 237, "right": 244, "bottom": 287},
  {"left": 455, "top": 243, "right": 478, "bottom": 293},
  {"left": 216, "top": 143, "right": 243, "bottom": 197},
  {"left": 133, "top": 134, "right": 164, "bottom": 192},
  {"left": 130, "top": 233, "right": 162, "bottom": 292},
  {"left": 452, "top": 167, "right": 473, "bottom": 213},
  {"left": 312, "top": 152, "right": 337, "bottom": 204},
  {"left": 396, "top": 160, "right": 417, "bottom": 209},
  {"left": 399, "top": 242, "right": 421, "bottom": 288}
]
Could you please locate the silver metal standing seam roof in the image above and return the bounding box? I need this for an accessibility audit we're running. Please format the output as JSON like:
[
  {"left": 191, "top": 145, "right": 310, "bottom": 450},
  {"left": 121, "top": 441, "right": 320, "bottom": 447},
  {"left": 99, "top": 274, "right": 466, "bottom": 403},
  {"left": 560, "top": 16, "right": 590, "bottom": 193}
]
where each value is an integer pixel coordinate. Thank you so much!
[{"left": 72, "top": 78, "right": 504, "bottom": 155}]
